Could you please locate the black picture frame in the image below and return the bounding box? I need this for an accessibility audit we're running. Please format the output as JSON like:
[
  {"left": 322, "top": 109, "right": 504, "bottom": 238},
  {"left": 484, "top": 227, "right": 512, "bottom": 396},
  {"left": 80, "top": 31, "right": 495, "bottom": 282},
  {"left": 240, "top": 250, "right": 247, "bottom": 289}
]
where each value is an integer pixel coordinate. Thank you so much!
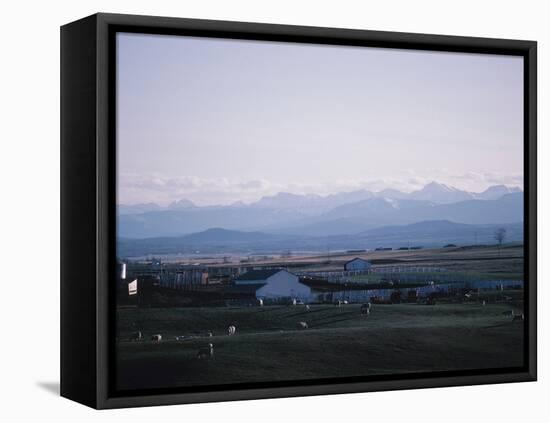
[{"left": 60, "top": 12, "right": 537, "bottom": 409}]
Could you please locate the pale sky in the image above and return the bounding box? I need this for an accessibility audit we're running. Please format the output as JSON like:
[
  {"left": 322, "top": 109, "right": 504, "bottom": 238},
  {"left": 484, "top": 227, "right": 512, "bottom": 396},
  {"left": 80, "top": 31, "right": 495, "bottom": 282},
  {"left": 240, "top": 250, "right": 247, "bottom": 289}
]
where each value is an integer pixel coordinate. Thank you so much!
[{"left": 117, "top": 32, "right": 524, "bottom": 206}]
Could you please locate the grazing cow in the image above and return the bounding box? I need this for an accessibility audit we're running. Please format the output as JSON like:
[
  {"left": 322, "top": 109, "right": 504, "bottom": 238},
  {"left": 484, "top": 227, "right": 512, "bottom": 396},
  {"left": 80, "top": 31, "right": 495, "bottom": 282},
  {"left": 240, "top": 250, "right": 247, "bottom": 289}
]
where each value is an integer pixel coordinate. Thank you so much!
[
  {"left": 502, "top": 310, "right": 515, "bottom": 317},
  {"left": 298, "top": 321, "right": 308, "bottom": 329},
  {"left": 513, "top": 313, "right": 524, "bottom": 321},
  {"left": 130, "top": 331, "right": 142, "bottom": 342},
  {"left": 361, "top": 303, "right": 371, "bottom": 314},
  {"left": 151, "top": 334, "right": 162, "bottom": 342},
  {"left": 228, "top": 325, "right": 236, "bottom": 336},
  {"left": 305, "top": 305, "right": 310, "bottom": 311},
  {"left": 360, "top": 303, "right": 371, "bottom": 316},
  {"left": 197, "top": 343, "right": 214, "bottom": 359},
  {"left": 206, "top": 331, "right": 213, "bottom": 337}
]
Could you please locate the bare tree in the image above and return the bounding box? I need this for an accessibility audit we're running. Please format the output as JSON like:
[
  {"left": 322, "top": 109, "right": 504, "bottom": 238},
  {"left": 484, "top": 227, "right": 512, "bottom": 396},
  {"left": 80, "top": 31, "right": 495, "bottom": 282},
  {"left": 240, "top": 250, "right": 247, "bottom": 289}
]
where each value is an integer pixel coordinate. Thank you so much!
[{"left": 494, "top": 228, "right": 507, "bottom": 256}]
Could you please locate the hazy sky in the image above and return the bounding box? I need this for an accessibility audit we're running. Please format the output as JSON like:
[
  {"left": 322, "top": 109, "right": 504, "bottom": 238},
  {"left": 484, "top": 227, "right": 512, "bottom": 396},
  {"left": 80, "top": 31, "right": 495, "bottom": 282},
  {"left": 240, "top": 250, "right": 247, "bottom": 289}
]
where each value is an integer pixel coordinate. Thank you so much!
[{"left": 117, "top": 32, "right": 524, "bottom": 206}]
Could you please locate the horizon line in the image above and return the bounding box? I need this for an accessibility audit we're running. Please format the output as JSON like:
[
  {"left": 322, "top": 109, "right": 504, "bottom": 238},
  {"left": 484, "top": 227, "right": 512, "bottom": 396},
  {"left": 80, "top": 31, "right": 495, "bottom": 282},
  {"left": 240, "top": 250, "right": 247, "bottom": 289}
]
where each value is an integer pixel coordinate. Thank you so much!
[{"left": 116, "top": 181, "right": 524, "bottom": 207}]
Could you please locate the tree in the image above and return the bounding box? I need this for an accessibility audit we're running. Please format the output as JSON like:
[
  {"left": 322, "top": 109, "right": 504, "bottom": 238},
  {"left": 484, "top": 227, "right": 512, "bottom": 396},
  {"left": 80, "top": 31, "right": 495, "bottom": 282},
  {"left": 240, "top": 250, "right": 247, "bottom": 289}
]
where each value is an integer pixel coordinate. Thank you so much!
[
  {"left": 494, "top": 228, "right": 507, "bottom": 256},
  {"left": 281, "top": 250, "right": 292, "bottom": 259}
]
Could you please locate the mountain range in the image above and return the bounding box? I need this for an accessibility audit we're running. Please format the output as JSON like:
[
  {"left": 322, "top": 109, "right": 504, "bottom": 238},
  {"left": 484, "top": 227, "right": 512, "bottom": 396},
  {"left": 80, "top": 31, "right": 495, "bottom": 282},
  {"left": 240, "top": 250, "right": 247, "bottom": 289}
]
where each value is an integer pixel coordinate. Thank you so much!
[
  {"left": 118, "top": 182, "right": 521, "bottom": 215},
  {"left": 117, "top": 182, "right": 523, "bottom": 239}
]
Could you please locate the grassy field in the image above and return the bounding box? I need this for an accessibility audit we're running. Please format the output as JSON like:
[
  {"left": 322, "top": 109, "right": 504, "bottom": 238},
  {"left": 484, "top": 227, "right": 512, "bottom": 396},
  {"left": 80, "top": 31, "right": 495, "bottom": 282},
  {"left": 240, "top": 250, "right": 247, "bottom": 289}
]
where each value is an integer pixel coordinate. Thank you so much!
[
  {"left": 116, "top": 300, "right": 525, "bottom": 390},
  {"left": 348, "top": 268, "right": 523, "bottom": 284}
]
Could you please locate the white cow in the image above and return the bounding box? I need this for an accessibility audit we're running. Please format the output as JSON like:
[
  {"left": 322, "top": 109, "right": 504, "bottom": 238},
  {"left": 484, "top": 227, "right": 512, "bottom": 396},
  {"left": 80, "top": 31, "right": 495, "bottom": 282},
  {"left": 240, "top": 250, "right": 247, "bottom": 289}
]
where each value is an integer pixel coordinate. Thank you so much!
[
  {"left": 228, "top": 325, "right": 236, "bottom": 336},
  {"left": 151, "top": 334, "right": 162, "bottom": 342},
  {"left": 360, "top": 303, "right": 371, "bottom": 316},
  {"left": 130, "top": 331, "right": 142, "bottom": 342},
  {"left": 512, "top": 313, "right": 524, "bottom": 321},
  {"left": 197, "top": 343, "right": 214, "bottom": 359},
  {"left": 298, "top": 321, "right": 308, "bottom": 329}
]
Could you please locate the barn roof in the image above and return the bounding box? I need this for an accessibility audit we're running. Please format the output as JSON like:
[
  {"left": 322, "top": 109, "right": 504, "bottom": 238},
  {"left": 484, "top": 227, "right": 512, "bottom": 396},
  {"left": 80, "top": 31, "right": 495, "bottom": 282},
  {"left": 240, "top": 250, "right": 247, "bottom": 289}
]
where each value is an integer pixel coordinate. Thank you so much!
[
  {"left": 344, "top": 257, "right": 371, "bottom": 266},
  {"left": 235, "top": 269, "right": 285, "bottom": 281}
]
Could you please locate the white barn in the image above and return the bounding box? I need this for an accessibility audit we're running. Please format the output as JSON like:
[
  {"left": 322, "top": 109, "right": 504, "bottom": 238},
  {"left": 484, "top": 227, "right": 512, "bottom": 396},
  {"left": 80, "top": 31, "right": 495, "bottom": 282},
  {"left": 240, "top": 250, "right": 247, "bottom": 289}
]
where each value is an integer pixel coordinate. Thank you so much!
[
  {"left": 235, "top": 269, "right": 311, "bottom": 302},
  {"left": 344, "top": 257, "right": 372, "bottom": 271}
]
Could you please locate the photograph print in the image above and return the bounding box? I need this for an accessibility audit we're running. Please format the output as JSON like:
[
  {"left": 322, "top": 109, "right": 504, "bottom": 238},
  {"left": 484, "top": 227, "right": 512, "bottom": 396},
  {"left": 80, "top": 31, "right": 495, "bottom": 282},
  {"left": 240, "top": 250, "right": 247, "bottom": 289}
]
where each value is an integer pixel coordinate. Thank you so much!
[{"left": 115, "top": 32, "right": 525, "bottom": 392}]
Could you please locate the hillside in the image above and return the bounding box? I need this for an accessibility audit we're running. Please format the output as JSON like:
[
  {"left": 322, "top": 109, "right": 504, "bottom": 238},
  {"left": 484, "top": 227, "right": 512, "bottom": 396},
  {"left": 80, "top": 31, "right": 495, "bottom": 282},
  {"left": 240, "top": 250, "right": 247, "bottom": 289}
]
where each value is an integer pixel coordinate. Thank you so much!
[
  {"left": 117, "top": 221, "right": 523, "bottom": 257},
  {"left": 118, "top": 189, "right": 523, "bottom": 239}
]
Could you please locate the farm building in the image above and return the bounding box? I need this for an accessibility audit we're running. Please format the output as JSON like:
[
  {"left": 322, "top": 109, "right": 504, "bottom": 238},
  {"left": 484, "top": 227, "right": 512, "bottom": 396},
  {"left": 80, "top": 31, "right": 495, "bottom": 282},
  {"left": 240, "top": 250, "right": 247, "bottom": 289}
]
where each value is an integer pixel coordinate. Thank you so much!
[
  {"left": 234, "top": 269, "right": 311, "bottom": 302},
  {"left": 172, "top": 265, "right": 209, "bottom": 288},
  {"left": 344, "top": 257, "right": 372, "bottom": 271}
]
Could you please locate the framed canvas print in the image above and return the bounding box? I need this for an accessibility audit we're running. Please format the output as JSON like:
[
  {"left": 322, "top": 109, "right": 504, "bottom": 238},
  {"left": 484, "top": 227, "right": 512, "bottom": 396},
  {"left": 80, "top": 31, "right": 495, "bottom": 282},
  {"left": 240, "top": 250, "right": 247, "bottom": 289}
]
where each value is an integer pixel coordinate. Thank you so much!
[{"left": 60, "top": 13, "right": 537, "bottom": 409}]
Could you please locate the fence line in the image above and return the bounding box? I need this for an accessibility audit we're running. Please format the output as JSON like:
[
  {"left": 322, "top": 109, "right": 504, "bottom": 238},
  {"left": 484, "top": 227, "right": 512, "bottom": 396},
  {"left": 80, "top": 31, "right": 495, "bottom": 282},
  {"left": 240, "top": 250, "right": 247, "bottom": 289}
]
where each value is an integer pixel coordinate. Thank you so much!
[{"left": 311, "top": 279, "right": 524, "bottom": 302}]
